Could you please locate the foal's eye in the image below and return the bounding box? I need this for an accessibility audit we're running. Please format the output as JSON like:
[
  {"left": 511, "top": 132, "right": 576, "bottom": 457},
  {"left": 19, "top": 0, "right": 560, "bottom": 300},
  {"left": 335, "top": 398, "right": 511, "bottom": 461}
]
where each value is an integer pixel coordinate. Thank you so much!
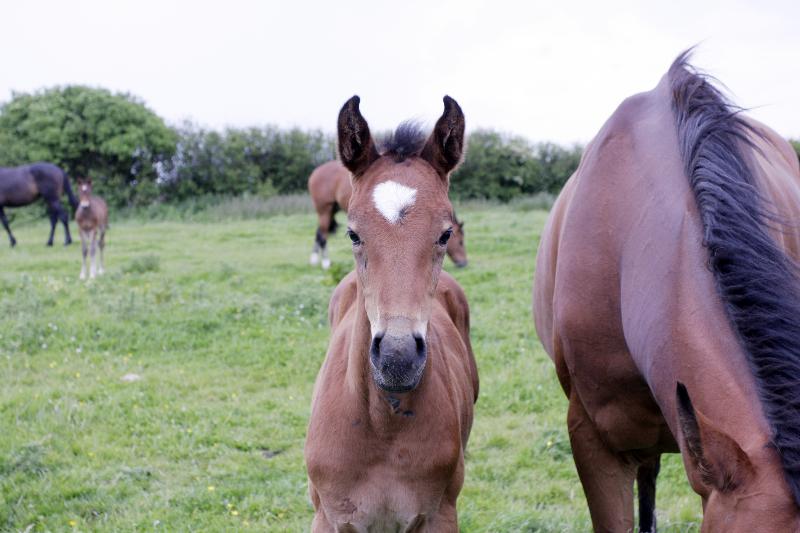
[
  {"left": 347, "top": 230, "right": 361, "bottom": 245},
  {"left": 438, "top": 229, "right": 453, "bottom": 246}
]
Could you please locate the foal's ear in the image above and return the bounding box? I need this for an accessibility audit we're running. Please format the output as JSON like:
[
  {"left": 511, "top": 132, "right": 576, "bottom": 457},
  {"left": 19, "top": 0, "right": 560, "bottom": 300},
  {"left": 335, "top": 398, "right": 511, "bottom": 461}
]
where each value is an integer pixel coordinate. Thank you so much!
[
  {"left": 337, "top": 95, "right": 379, "bottom": 178},
  {"left": 421, "top": 96, "right": 465, "bottom": 180},
  {"left": 676, "top": 382, "right": 753, "bottom": 492}
]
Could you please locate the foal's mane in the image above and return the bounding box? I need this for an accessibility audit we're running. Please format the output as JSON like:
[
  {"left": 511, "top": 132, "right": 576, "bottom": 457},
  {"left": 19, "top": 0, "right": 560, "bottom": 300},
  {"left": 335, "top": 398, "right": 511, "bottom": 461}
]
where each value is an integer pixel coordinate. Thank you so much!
[
  {"left": 380, "top": 121, "right": 427, "bottom": 162},
  {"left": 670, "top": 49, "right": 800, "bottom": 504}
]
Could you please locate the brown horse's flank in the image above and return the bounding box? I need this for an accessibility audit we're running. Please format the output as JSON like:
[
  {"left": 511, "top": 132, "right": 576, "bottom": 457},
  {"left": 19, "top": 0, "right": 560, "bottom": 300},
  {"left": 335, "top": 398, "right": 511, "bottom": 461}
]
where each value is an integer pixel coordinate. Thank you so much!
[
  {"left": 75, "top": 178, "right": 109, "bottom": 280},
  {"left": 0, "top": 162, "right": 77, "bottom": 246},
  {"left": 305, "top": 96, "right": 477, "bottom": 532},
  {"left": 534, "top": 51, "right": 800, "bottom": 532},
  {"left": 307, "top": 158, "right": 468, "bottom": 269}
]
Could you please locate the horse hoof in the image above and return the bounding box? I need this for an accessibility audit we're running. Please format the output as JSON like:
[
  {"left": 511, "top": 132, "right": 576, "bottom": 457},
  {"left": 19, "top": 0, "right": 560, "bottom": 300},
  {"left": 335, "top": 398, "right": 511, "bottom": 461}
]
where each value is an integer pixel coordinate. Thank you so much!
[
  {"left": 46, "top": 242, "right": 53, "bottom": 247},
  {"left": 310, "top": 252, "right": 320, "bottom": 266},
  {"left": 322, "top": 258, "right": 331, "bottom": 270},
  {"left": 9, "top": 240, "right": 16, "bottom": 247}
]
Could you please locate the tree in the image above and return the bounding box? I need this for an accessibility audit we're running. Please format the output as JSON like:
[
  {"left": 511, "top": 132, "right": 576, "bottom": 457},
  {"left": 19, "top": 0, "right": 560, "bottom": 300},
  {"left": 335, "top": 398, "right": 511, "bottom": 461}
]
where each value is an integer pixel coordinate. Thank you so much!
[
  {"left": 0, "top": 86, "right": 177, "bottom": 207},
  {"left": 451, "top": 129, "right": 582, "bottom": 201},
  {"left": 160, "top": 123, "right": 335, "bottom": 200}
]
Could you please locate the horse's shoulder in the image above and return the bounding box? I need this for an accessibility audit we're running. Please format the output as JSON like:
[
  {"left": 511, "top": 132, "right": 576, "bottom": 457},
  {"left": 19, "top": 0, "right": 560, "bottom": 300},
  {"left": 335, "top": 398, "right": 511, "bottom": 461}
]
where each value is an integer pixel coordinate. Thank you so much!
[
  {"left": 434, "top": 272, "right": 478, "bottom": 401},
  {"left": 435, "top": 272, "right": 469, "bottom": 330},
  {"left": 328, "top": 271, "right": 358, "bottom": 329}
]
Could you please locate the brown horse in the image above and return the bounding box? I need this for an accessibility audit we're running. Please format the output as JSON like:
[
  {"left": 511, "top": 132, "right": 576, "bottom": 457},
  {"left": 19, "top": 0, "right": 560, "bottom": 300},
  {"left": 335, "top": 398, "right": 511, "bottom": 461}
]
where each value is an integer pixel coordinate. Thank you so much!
[
  {"left": 534, "top": 51, "right": 800, "bottom": 532},
  {"left": 305, "top": 96, "right": 478, "bottom": 532},
  {"left": 0, "top": 162, "right": 77, "bottom": 246},
  {"left": 308, "top": 159, "right": 468, "bottom": 269},
  {"left": 75, "top": 178, "right": 108, "bottom": 280}
]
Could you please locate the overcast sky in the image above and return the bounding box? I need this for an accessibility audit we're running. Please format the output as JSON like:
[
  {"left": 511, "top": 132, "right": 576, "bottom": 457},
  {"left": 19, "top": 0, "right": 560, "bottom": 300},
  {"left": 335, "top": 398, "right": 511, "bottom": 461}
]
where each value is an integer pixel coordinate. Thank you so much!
[{"left": 2, "top": 0, "right": 798, "bottom": 144}]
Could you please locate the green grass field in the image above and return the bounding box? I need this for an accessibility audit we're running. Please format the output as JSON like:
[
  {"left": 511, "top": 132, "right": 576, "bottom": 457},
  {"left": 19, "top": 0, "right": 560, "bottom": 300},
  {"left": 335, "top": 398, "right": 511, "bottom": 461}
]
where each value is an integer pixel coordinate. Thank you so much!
[{"left": 1, "top": 204, "right": 702, "bottom": 532}]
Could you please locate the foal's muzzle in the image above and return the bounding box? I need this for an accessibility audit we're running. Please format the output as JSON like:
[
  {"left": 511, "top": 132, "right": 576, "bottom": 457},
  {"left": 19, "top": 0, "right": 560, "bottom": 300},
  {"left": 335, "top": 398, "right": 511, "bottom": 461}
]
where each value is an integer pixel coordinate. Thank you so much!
[{"left": 369, "top": 332, "right": 427, "bottom": 392}]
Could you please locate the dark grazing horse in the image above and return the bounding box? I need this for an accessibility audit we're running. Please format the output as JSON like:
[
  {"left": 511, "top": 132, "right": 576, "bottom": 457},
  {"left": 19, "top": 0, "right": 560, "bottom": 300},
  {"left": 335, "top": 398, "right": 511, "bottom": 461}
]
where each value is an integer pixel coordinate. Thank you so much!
[
  {"left": 0, "top": 162, "right": 77, "bottom": 246},
  {"left": 534, "top": 51, "right": 800, "bottom": 531}
]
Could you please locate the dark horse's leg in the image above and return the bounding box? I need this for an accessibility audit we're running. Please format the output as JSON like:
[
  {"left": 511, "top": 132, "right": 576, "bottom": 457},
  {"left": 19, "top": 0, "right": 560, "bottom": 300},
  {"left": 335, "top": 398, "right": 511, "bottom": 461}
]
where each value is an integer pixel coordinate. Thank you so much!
[
  {"left": 0, "top": 206, "right": 16, "bottom": 247},
  {"left": 637, "top": 456, "right": 660, "bottom": 533},
  {"left": 46, "top": 200, "right": 71, "bottom": 246},
  {"left": 58, "top": 204, "right": 72, "bottom": 245},
  {"left": 46, "top": 209, "right": 57, "bottom": 246}
]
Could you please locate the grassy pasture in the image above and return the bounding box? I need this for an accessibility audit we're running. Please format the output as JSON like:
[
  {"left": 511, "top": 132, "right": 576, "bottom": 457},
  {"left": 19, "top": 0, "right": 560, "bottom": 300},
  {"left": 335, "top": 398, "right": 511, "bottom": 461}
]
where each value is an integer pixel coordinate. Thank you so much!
[{"left": 1, "top": 203, "right": 701, "bottom": 531}]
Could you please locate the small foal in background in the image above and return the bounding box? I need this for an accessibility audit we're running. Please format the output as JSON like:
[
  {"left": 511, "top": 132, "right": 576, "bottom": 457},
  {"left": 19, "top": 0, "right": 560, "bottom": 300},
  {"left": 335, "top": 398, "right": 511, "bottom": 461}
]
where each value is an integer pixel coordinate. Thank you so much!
[{"left": 75, "top": 178, "right": 108, "bottom": 279}]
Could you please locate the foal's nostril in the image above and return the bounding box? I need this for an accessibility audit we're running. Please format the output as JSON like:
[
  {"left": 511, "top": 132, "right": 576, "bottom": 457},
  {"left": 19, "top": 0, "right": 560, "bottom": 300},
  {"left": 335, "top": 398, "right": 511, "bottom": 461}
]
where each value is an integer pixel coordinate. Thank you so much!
[
  {"left": 370, "top": 333, "right": 384, "bottom": 364},
  {"left": 414, "top": 334, "right": 426, "bottom": 359}
]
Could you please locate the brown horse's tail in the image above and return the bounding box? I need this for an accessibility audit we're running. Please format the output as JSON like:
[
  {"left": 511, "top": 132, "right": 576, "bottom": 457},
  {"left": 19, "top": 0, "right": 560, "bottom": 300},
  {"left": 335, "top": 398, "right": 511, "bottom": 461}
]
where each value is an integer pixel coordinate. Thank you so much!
[
  {"left": 63, "top": 172, "right": 78, "bottom": 212},
  {"left": 671, "top": 49, "right": 800, "bottom": 505}
]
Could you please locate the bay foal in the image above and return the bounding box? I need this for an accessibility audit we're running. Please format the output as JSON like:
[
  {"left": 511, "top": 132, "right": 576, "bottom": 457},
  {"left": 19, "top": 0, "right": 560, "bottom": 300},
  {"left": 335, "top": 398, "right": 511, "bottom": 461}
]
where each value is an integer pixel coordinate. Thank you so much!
[
  {"left": 75, "top": 178, "right": 108, "bottom": 279},
  {"left": 308, "top": 159, "right": 469, "bottom": 269},
  {"left": 305, "top": 96, "right": 478, "bottom": 532}
]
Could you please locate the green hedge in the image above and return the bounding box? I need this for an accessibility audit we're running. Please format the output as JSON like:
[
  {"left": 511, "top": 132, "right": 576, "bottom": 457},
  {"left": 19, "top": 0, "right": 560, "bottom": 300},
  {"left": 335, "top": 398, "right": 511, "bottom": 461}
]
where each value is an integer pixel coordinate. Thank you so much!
[
  {"left": 451, "top": 130, "right": 582, "bottom": 201},
  {"left": 0, "top": 86, "right": 176, "bottom": 207}
]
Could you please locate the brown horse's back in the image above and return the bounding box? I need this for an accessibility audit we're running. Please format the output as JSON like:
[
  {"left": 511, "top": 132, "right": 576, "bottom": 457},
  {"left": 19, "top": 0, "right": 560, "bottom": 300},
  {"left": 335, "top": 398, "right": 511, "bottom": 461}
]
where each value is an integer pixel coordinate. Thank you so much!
[{"left": 308, "top": 160, "right": 351, "bottom": 212}]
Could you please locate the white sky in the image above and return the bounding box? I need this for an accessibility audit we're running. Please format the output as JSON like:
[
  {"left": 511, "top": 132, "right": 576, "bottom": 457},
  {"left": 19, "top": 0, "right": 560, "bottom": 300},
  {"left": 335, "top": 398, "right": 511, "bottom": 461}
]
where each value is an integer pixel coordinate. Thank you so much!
[{"left": 2, "top": 0, "right": 798, "bottom": 145}]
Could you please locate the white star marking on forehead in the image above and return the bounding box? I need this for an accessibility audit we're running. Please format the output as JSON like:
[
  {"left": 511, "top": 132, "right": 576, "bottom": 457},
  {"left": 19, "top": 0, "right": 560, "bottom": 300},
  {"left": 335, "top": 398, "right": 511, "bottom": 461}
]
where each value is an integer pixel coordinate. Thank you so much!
[{"left": 372, "top": 180, "right": 417, "bottom": 224}]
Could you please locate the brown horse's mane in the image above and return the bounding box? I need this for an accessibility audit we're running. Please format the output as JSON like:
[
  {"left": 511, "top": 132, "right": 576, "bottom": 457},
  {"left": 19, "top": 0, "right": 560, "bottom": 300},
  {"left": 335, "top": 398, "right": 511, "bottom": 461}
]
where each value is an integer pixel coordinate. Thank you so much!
[
  {"left": 379, "top": 121, "right": 427, "bottom": 162},
  {"left": 670, "top": 49, "right": 800, "bottom": 505}
]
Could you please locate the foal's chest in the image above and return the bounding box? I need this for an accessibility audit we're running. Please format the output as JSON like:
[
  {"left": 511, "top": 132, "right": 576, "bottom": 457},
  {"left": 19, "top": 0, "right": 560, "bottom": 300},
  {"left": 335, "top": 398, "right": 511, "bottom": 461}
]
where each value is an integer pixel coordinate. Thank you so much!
[{"left": 307, "top": 401, "right": 463, "bottom": 530}]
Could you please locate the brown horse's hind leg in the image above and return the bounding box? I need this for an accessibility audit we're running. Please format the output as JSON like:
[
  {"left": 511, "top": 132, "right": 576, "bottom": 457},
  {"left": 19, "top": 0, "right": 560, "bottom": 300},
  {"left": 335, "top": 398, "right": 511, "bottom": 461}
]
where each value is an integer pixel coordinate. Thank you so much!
[
  {"left": 0, "top": 207, "right": 15, "bottom": 247},
  {"left": 313, "top": 207, "right": 333, "bottom": 270},
  {"left": 567, "top": 396, "right": 637, "bottom": 532}
]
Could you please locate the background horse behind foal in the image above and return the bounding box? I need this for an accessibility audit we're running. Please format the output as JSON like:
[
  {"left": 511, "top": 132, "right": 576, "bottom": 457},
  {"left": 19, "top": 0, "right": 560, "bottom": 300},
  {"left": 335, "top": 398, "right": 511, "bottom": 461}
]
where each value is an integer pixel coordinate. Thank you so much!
[
  {"left": 534, "top": 52, "right": 800, "bottom": 532},
  {"left": 0, "top": 162, "right": 77, "bottom": 247},
  {"left": 308, "top": 159, "right": 469, "bottom": 269},
  {"left": 75, "top": 178, "right": 108, "bottom": 279}
]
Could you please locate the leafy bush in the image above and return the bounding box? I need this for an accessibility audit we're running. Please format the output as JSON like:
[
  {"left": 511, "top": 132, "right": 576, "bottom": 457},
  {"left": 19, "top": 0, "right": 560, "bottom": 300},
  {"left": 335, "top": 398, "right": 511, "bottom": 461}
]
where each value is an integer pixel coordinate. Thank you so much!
[
  {"left": 451, "top": 130, "right": 582, "bottom": 201},
  {"left": 159, "top": 123, "right": 335, "bottom": 201},
  {"left": 0, "top": 86, "right": 177, "bottom": 207}
]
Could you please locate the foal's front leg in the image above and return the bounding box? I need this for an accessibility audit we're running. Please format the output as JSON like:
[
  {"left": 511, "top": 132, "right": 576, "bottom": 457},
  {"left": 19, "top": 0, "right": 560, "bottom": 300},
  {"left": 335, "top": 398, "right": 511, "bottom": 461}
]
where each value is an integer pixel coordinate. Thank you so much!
[
  {"left": 80, "top": 230, "right": 89, "bottom": 279},
  {"left": 89, "top": 230, "right": 98, "bottom": 279},
  {"left": 98, "top": 230, "right": 106, "bottom": 275}
]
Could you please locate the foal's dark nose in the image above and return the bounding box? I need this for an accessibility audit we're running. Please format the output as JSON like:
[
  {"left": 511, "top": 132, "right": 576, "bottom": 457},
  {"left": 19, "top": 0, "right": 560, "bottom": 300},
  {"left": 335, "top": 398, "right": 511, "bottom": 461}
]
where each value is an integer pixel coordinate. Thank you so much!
[{"left": 370, "top": 332, "right": 427, "bottom": 392}]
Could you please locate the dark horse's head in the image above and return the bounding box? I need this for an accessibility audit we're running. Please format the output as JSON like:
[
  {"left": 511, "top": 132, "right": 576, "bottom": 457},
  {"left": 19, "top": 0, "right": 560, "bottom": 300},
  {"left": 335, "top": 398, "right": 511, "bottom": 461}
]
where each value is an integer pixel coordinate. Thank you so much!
[{"left": 338, "top": 95, "right": 465, "bottom": 393}]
